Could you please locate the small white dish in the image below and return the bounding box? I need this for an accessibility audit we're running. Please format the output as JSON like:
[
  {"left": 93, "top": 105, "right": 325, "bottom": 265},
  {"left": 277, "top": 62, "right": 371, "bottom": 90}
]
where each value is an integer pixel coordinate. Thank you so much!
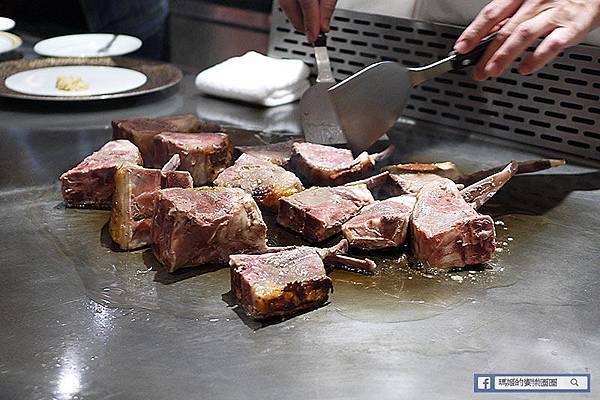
[
  {"left": 0, "top": 17, "right": 15, "bottom": 31},
  {"left": 5, "top": 65, "right": 147, "bottom": 97},
  {"left": 34, "top": 33, "right": 142, "bottom": 58},
  {"left": 0, "top": 31, "right": 22, "bottom": 54}
]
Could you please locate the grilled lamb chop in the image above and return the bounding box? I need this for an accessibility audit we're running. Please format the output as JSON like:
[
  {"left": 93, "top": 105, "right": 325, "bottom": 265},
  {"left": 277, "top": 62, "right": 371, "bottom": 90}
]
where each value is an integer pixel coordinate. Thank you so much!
[
  {"left": 60, "top": 140, "right": 142, "bottom": 209},
  {"left": 342, "top": 162, "right": 518, "bottom": 251},
  {"left": 236, "top": 139, "right": 302, "bottom": 169},
  {"left": 342, "top": 195, "right": 416, "bottom": 250},
  {"left": 380, "top": 159, "right": 562, "bottom": 197},
  {"left": 230, "top": 239, "right": 376, "bottom": 320},
  {"left": 153, "top": 132, "right": 233, "bottom": 186},
  {"left": 112, "top": 114, "right": 216, "bottom": 167},
  {"left": 277, "top": 184, "right": 374, "bottom": 242},
  {"left": 383, "top": 159, "right": 565, "bottom": 190},
  {"left": 230, "top": 243, "right": 341, "bottom": 320},
  {"left": 152, "top": 187, "right": 267, "bottom": 272},
  {"left": 213, "top": 153, "right": 304, "bottom": 210},
  {"left": 289, "top": 142, "right": 395, "bottom": 186},
  {"left": 411, "top": 178, "right": 496, "bottom": 269},
  {"left": 109, "top": 156, "right": 193, "bottom": 250}
]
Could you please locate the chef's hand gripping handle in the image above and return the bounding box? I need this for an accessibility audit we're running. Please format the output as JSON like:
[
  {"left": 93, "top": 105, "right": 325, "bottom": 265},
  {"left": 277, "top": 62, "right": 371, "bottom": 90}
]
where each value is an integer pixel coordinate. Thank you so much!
[
  {"left": 449, "top": 32, "right": 498, "bottom": 70},
  {"left": 314, "top": 33, "right": 327, "bottom": 47}
]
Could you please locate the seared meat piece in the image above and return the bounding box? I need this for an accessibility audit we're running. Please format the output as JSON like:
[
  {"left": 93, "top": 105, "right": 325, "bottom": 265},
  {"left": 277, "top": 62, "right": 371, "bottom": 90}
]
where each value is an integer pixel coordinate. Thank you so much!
[
  {"left": 231, "top": 239, "right": 378, "bottom": 320},
  {"left": 230, "top": 246, "right": 336, "bottom": 320},
  {"left": 112, "top": 114, "right": 215, "bottom": 167},
  {"left": 342, "top": 195, "right": 416, "bottom": 250},
  {"left": 342, "top": 164, "right": 517, "bottom": 251},
  {"left": 289, "top": 142, "right": 395, "bottom": 186},
  {"left": 237, "top": 139, "right": 302, "bottom": 169},
  {"left": 411, "top": 178, "right": 496, "bottom": 269},
  {"left": 109, "top": 156, "right": 193, "bottom": 250},
  {"left": 60, "top": 140, "right": 142, "bottom": 209},
  {"left": 377, "top": 162, "right": 463, "bottom": 197},
  {"left": 213, "top": 153, "right": 304, "bottom": 210},
  {"left": 341, "top": 162, "right": 517, "bottom": 253},
  {"left": 385, "top": 173, "right": 450, "bottom": 196},
  {"left": 152, "top": 187, "right": 267, "bottom": 272},
  {"left": 153, "top": 132, "right": 233, "bottom": 185},
  {"left": 277, "top": 184, "right": 374, "bottom": 242}
]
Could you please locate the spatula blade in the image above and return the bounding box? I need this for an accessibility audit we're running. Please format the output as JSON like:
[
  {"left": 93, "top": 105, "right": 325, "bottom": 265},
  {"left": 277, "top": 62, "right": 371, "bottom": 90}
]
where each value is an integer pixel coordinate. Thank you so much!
[
  {"left": 328, "top": 61, "right": 411, "bottom": 153},
  {"left": 300, "top": 81, "right": 346, "bottom": 144}
]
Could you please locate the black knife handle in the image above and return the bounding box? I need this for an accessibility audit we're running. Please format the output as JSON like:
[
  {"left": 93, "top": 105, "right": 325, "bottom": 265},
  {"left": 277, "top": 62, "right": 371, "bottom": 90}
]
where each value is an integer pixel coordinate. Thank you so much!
[
  {"left": 314, "top": 33, "right": 327, "bottom": 47},
  {"left": 449, "top": 32, "right": 498, "bottom": 70}
]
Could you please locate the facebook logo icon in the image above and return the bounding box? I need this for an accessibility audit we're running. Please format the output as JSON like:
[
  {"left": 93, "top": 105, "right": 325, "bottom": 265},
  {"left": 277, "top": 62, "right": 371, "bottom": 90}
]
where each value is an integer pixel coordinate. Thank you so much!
[{"left": 475, "top": 375, "right": 494, "bottom": 391}]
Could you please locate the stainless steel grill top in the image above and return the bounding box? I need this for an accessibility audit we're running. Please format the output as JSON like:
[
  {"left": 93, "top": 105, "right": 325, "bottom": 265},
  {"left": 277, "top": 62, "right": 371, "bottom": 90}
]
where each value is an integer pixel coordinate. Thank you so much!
[{"left": 268, "top": 3, "right": 600, "bottom": 162}]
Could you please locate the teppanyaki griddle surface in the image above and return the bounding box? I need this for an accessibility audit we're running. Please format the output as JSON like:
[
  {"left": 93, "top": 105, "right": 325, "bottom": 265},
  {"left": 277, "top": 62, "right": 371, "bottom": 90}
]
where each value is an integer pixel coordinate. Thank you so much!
[
  {"left": 3, "top": 120, "right": 600, "bottom": 400},
  {"left": 16, "top": 128, "right": 597, "bottom": 325}
]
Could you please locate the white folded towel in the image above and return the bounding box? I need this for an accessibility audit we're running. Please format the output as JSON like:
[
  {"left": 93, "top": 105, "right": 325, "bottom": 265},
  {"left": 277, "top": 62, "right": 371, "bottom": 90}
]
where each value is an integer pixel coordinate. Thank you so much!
[{"left": 195, "top": 51, "right": 311, "bottom": 107}]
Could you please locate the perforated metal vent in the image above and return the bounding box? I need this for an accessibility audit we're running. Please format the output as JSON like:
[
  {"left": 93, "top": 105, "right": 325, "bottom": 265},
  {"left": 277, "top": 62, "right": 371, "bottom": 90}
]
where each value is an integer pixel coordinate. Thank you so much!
[{"left": 268, "top": 4, "right": 600, "bottom": 161}]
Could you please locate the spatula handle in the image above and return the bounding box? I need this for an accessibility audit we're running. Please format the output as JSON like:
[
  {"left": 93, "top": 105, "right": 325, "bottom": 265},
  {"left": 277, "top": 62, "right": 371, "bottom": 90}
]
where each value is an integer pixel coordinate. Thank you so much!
[
  {"left": 314, "top": 33, "right": 335, "bottom": 83},
  {"left": 449, "top": 32, "right": 498, "bottom": 70}
]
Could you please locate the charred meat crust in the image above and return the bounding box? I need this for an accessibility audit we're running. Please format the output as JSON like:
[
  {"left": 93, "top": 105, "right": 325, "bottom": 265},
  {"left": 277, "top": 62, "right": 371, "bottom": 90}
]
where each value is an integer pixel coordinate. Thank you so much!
[
  {"left": 230, "top": 269, "right": 332, "bottom": 320},
  {"left": 229, "top": 247, "right": 333, "bottom": 320}
]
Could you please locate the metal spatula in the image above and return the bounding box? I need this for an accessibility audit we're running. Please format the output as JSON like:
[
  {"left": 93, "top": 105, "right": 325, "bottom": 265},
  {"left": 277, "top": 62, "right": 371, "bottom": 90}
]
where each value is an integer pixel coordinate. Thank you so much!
[
  {"left": 300, "top": 33, "right": 345, "bottom": 144},
  {"left": 328, "top": 33, "right": 497, "bottom": 153}
]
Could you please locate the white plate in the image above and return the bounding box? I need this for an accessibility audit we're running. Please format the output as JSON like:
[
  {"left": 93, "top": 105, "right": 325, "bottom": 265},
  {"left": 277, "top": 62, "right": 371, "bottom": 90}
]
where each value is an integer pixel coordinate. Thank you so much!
[
  {"left": 0, "top": 31, "right": 22, "bottom": 54},
  {"left": 0, "top": 17, "right": 15, "bottom": 31},
  {"left": 5, "top": 65, "right": 147, "bottom": 97},
  {"left": 34, "top": 33, "right": 142, "bottom": 58}
]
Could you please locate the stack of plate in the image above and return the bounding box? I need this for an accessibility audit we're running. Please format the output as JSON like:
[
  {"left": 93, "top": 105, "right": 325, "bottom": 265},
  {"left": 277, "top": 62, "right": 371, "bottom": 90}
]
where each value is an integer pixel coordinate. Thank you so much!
[{"left": 0, "top": 33, "right": 183, "bottom": 101}]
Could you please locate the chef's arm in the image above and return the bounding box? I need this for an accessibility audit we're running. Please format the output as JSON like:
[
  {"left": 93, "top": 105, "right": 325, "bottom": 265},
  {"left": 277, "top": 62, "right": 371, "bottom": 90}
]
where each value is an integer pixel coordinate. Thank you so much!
[
  {"left": 279, "top": 0, "right": 337, "bottom": 42},
  {"left": 454, "top": 0, "right": 600, "bottom": 80}
]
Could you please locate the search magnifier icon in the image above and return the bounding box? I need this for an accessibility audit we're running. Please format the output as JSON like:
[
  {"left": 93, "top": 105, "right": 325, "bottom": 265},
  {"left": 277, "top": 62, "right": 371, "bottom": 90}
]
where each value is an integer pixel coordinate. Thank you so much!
[{"left": 570, "top": 378, "right": 579, "bottom": 387}]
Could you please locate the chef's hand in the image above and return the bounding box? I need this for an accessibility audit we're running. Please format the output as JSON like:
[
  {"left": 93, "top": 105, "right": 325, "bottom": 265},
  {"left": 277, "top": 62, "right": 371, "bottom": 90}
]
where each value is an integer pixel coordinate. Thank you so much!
[
  {"left": 454, "top": 0, "right": 600, "bottom": 80},
  {"left": 279, "top": 0, "right": 338, "bottom": 42}
]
